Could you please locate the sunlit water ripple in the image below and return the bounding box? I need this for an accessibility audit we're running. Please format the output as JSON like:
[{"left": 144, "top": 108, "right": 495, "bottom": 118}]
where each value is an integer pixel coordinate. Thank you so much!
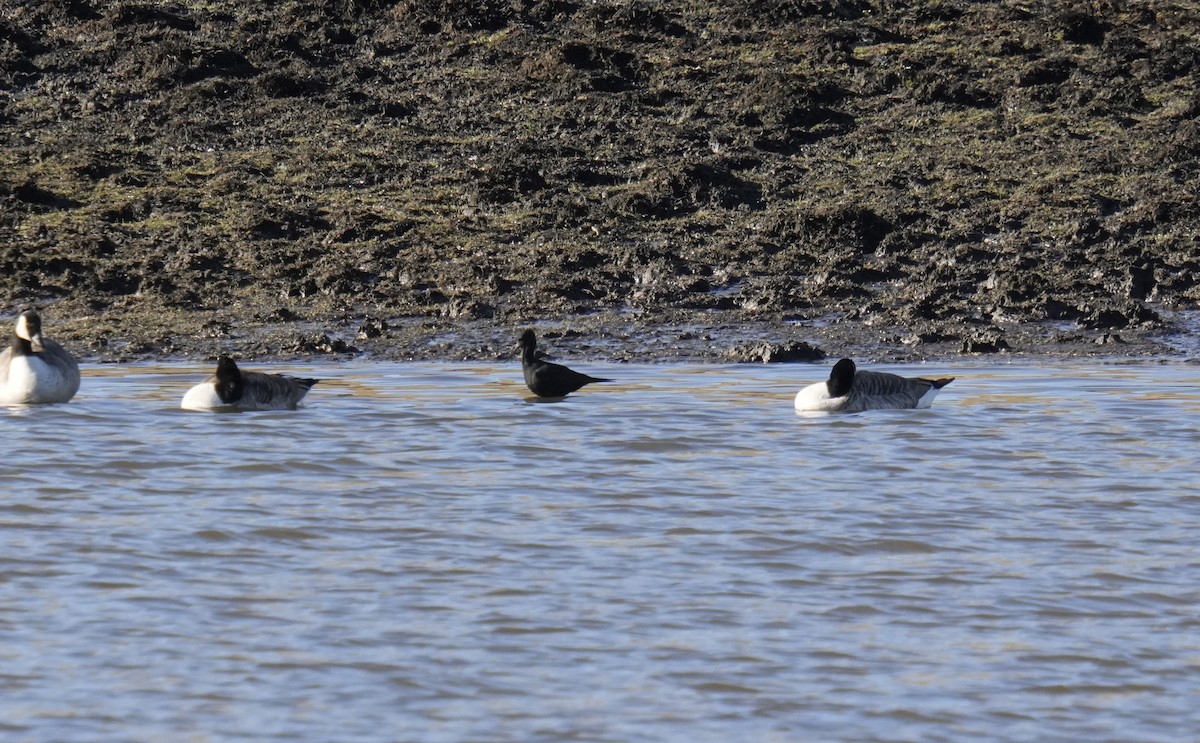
[{"left": 2, "top": 360, "right": 1198, "bottom": 742}]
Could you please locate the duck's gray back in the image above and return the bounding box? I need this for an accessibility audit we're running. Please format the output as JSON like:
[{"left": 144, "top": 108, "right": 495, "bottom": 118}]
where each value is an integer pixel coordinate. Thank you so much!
[
  {"left": 43, "top": 339, "right": 81, "bottom": 391},
  {"left": 844, "top": 370, "right": 932, "bottom": 411},
  {"left": 241, "top": 371, "right": 316, "bottom": 409}
]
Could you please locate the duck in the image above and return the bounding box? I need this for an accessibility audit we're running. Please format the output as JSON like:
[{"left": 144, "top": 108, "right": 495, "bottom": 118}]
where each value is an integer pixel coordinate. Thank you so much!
[
  {"left": 0, "top": 309, "right": 81, "bottom": 404},
  {"left": 181, "top": 356, "right": 318, "bottom": 410},
  {"left": 795, "top": 358, "right": 954, "bottom": 412},
  {"left": 517, "top": 329, "right": 610, "bottom": 398}
]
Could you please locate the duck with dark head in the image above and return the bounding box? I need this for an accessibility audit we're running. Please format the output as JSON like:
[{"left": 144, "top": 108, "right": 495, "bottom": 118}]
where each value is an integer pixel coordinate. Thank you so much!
[
  {"left": 516, "top": 329, "right": 610, "bottom": 399},
  {"left": 795, "top": 358, "right": 954, "bottom": 413},
  {"left": 0, "top": 309, "right": 80, "bottom": 405},
  {"left": 181, "top": 356, "right": 318, "bottom": 411}
]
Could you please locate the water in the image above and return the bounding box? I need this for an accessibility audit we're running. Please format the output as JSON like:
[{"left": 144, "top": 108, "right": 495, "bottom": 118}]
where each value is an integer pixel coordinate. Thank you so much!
[{"left": 2, "top": 359, "right": 1198, "bottom": 742}]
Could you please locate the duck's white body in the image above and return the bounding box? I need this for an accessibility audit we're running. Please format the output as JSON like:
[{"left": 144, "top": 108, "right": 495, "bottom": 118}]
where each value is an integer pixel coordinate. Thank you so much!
[
  {"left": 0, "top": 311, "right": 80, "bottom": 405},
  {"left": 180, "top": 383, "right": 229, "bottom": 410},
  {"left": 795, "top": 358, "right": 953, "bottom": 413},
  {"left": 181, "top": 356, "right": 318, "bottom": 411}
]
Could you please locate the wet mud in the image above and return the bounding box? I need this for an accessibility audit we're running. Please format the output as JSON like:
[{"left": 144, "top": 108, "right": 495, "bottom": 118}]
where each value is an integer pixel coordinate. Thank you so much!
[{"left": 2, "top": 1, "right": 1197, "bottom": 364}]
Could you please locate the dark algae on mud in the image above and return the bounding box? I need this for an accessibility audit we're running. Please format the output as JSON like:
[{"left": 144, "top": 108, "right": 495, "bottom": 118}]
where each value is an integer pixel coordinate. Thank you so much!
[{"left": 2, "top": 2, "right": 1196, "bottom": 361}]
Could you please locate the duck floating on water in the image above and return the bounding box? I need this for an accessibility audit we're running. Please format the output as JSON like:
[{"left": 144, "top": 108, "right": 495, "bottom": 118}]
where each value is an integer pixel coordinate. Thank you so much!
[
  {"left": 517, "top": 329, "right": 610, "bottom": 398},
  {"left": 181, "top": 356, "right": 318, "bottom": 411},
  {"left": 0, "top": 310, "right": 81, "bottom": 405},
  {"left": 795, "top": 358, "right": 954, "bottom": 412}
]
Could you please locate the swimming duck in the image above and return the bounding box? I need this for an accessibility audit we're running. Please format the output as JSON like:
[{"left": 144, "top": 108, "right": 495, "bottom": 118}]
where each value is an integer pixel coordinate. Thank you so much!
[
  {"left": 0, "top": 310, "right": 81, "bottom": 404},
  {"left": 181, "top": 356, "right": 318, "bottom": 410},
  {"left": 794, "top": 358, "right": 953, "bottom": 412},
  {"left": 517, "top": 329, "right": 610, "bottom": 398}
]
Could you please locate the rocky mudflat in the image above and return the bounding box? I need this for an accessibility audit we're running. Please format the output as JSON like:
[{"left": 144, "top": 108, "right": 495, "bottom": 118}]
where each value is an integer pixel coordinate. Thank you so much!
[{"left": 2, "top": 1, "right": 1197, "bottom": 363}]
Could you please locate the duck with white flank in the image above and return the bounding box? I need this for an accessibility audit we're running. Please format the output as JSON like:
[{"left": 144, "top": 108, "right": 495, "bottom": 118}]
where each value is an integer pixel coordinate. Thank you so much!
[
  {"left": 517, "top": 329, "right": 610, "bottom": 398},
  {"left": 181, "top": 356, "right": 318, "bottom": 411},
  {"left": 795, "top": 358, "right": 954, "bottom": 413},
  {"left": 0, "top": 310, "right": 81, "bottom": 404}
]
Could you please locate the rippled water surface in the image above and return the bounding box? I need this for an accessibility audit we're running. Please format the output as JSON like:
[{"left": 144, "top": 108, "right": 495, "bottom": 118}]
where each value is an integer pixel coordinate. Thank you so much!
[{"left": 2, "top": 359, "right": 1198, "bottom": 742}]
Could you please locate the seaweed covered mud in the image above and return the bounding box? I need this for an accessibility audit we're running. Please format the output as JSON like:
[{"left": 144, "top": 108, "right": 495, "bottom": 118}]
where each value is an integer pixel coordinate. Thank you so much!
[{"left": 1, "top": 1, "right": 1197, "bottom": 363}]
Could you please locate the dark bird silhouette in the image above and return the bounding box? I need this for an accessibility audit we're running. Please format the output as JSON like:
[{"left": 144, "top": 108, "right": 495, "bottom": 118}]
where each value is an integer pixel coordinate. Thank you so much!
[
  {"left": 517, "top": 329, "right": 610, "bottom": 398},
  {"left": 182, "top": 356, "right": 319, "bottom": 410},
  {"left": 795, "top": 358, "right": 954, "bottom": 412}
]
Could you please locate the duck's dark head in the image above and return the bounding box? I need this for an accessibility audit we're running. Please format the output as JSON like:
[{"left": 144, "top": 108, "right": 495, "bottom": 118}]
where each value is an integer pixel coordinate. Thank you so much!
[
  {"left": 516, "top": 329, "right": 537, "bottom": 359},
  {"left": 14, "top": 309, "right": 45, "bottom": 353},
  {"left": 827, "top": 358, "right": 856, "bottom": 397},
  {"left": 214, "top": 355, "right": 244, "bottom": 403}
]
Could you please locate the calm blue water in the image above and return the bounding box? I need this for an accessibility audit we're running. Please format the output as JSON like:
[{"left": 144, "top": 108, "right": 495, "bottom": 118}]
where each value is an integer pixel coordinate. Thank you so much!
[{"left": 1, "top": 359, "right": 1198, "bottom": 742}]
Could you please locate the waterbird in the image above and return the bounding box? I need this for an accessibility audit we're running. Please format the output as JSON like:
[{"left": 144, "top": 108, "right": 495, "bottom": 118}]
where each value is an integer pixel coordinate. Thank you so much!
[
  {"left": 517, "top": 328, "right": 610, "bottom": 398},
  {"left": 0, "top": 310, "right": 81, "bottom": 404},
  {"left": 794, "top": 358, "right": 954, "bottom": 412},
  {"left": 181, "top": 356, "right": 318, "bottom": 410}
]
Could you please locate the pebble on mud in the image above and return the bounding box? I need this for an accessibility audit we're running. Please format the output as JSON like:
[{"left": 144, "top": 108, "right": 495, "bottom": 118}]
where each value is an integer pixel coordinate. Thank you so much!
[
  {"left": 960, "top": 335, "right": 1010, "bottom": 355},
  {"left": 728, "top": 341, "right": 826, "bottom": 363},
  {"left": 356, "top": 317, "right": 388, "bottom": 339},
  {"left": 284, "top": 333, "right": 358, "bottom": 355}
]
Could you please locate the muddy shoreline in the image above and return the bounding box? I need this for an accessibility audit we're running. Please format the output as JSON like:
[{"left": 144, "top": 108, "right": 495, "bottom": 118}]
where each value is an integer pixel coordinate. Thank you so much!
[
  {"left": 3, "top": 2, "right": 1198, "bottom": 365},
  {"left": 50, "top": 303, "right": 1187, "bottom": 365}
]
